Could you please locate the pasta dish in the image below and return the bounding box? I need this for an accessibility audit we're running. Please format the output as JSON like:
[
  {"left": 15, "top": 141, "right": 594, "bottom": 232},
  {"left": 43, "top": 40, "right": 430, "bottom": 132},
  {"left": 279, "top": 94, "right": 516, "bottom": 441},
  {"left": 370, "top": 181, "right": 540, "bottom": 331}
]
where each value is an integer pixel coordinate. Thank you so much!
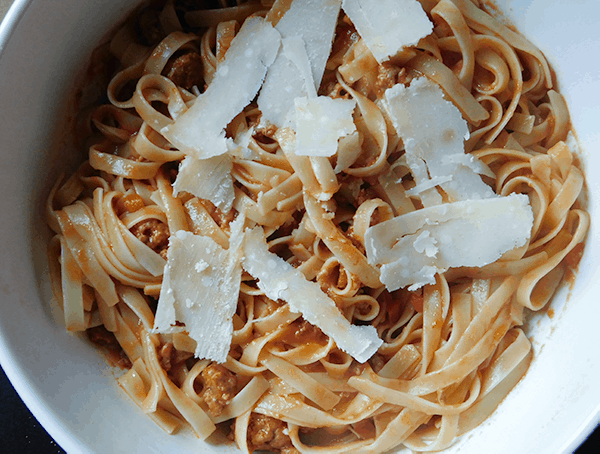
[{"left": 46, "top": 0, "right": 588, "bottom": 452}]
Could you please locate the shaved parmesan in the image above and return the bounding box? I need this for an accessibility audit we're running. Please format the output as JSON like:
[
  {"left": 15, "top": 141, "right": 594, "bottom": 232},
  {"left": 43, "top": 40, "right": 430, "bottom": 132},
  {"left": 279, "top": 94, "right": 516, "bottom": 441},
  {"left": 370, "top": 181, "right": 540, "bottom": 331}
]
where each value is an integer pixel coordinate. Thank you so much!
[
  {"left": 153, "top": 215, "right": 245, "bottom": 362},
  {"left": 242, "top": 227, "right": 382, "bottom": 363},
  {"left": 384, "top": 77, "right": 495, "bottom": 204},
  {"left": 405, "top": 175, "right": 453, "bottom": 197},
  {"left": 341, "top": 0, "right": 433, "bottom": 63},
  {"left": 282, "top": 36, "right": 317, "bottom": 98},
  {"left": 258, "top": 0, "right": 342, "bottom": 127},
  {"left": 227, "top": 126, "right": 258, "bottom": 160},
  {"left": 365, "top": 194, "right": 534, "bottom": 291},
  {"left": 294, "top": 96, "right": 357, "bottom": 157},
  {"left": 161, "top": 17, "right": 281, "bottom": 158},
  {"left": 173, "top": 154, "right": 234, "bottom": 213}
]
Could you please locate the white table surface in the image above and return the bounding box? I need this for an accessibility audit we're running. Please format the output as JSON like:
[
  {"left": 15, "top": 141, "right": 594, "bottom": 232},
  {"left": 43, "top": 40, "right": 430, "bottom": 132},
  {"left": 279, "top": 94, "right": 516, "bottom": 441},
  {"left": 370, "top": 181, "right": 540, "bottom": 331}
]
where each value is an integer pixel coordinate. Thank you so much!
[{"left": 0, "top": 0, "right": 10, "bottom": 20}]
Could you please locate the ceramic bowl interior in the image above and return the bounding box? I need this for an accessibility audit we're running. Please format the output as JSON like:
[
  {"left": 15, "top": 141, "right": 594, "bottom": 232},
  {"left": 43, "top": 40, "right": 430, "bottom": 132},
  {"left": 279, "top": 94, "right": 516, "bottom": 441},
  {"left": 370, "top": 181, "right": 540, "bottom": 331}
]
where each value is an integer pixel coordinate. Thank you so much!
[{"left": 0, "top": 1, "right": 598, "bottom": 453}]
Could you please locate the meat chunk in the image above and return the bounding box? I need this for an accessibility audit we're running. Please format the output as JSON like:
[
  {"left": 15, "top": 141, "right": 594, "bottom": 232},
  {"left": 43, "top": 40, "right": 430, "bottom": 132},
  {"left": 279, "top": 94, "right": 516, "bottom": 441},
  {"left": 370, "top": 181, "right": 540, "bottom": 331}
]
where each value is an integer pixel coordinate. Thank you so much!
[
  {"left": 247, "top": 414, "right": 298, "bottom": 454},
  {"left": 87, "top": 326, "right": 131, "bottom": 369},
  {"left": 200, "top": 363, "right": 237, "bottom": 416},
  {"left": 284, "top": 318, "right": 326, "bottom": 345},
  {"left": 130, "top": 219, "right": 169, "bottom": 259},
  {"left": 409, "top": 289, "right": 424, "bottom": 313},
  {"left": 158, "top": 342, "right": 193, "bottom": 372},
  {"left": 165, "top": 52, "right": 204, "bottom": 91},
  {"left": 87, "top": 325, "right": 120, "bottom": 349},
  {"left": 375, "top": 61, "right": 401, "bottom": 98}
]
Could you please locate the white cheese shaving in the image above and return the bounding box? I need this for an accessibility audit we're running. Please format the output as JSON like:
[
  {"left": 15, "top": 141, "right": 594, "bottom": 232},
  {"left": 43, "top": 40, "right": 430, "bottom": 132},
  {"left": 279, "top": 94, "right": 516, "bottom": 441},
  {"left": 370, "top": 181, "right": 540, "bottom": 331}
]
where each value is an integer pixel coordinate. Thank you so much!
[
  {"left": 442, "top": 153, "right": 495, "bottom": 179},
  {"left": 365, "top": 194, "right": 534, "bottom": 291},
  {"left": 294, "top": 96, "right": 357, "bottom": 157},
  {"left": 282, "top": 36, "right": 317, "bottom": 98},
  {"left": 153, "top": 215, "right": 245, "bottom": 362},
  {"left": 242, "top": 227, "right": 382, "bottom": 363},
  {"left": 341, "top": 0, "right": 433, "bottom": 63},
  {"left": 173, "top": 154, "right": 234, "bottom": 213},
  {"left": 257, "top": 0, "right": 342, "bottom": 127},
  {"left": 384, "top": 77, "right": 495, "bottom": 204},
  {"left": 412, "top": 230, "right": 438, "bottom": 257},
  {"left": 161, "top": 17, "right": 281, "bottom": 159},
  {"left": 405, "top": 175, "right": 453, "bottom": 197},
  {"left": 226, "top": 126, "right": 258, "bottom": 160},
  {"left": 272, "top": 34, "right": 358, "bottom": 158}
]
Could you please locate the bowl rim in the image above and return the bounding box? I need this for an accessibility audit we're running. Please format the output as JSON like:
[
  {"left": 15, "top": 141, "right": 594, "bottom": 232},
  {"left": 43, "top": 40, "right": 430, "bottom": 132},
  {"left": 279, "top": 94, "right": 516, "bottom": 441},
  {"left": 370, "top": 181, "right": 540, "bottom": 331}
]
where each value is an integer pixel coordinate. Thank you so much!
[
  {"left": 0, "top": 1, "right": 598, "bottom": 453},
  {"left": 0, "top": 4, "right": 88, "bottom": 453}
]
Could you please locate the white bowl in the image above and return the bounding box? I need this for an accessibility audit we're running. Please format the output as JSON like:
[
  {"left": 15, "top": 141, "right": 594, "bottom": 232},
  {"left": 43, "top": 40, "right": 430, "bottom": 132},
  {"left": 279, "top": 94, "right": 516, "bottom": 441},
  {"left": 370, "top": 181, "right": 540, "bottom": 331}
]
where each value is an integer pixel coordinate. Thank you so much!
[{"left": 0, "top": 0, "right": 597, "bottom": 453}]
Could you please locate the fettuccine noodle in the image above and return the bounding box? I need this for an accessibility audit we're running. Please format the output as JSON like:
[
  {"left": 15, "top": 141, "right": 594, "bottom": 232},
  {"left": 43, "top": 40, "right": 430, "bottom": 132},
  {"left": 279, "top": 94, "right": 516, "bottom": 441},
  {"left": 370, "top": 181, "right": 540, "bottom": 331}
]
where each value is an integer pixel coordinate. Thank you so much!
[{"left": 46, "top": 0, "right": 588, "bottom": 452}]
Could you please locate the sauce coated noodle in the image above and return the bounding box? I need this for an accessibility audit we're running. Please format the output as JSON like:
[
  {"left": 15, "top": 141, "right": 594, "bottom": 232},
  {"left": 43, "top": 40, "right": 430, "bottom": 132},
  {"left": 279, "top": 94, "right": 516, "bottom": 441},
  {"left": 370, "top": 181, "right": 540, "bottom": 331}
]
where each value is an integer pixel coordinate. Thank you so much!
[{"left": 47, "top": 0, "right": 588, "bottom": 452}]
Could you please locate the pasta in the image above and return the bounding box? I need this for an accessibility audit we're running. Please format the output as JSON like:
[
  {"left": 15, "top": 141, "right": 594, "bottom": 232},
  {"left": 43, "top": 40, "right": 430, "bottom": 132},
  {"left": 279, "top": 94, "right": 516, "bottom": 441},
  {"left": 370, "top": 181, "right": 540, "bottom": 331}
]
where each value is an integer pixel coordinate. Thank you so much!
[{"left": 46, "top": 0, "right": 589, "bottom": 452}]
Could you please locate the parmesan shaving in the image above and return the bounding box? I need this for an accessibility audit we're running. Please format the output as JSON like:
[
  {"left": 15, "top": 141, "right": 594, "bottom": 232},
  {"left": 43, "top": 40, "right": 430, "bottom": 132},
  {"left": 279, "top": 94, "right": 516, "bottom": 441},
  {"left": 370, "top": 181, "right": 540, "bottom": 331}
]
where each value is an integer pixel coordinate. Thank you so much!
[
  {"left": 365, "top": 194, "right": 534, "bottom": 290},
  {"left": 282, "top": 36, "right": 317, "bottom": 98},
  {"left": 161, "top": 17, "right": 281, "bottom": 158},
  {"left": 384, "top": 77, "right": 496, "bottom": 204},
  {"left": 173, "top": 154, "right": 234, "bottom": 213},
  {"left": 279, "top": 34, "right": 358, "bottom": 158},
  {"left": 227, "top": 126, "right": 258, "bottom": 160},
  {"left": 258, "top": 0, "right": 342, "bottom": 127},
  {"left": 405, "top": 175, "right": 453, "bottom": 197},
  {"left": 294, "top": 96, "right": 357, "bottom": 157},
  {"left": 242, "top": 227, "right": 382, "bottom": 363},
  {"left": 153, "top": 215, "right": 245, "bottom": 362},
  {"left": 341, "top": 0, "right": 433, "bottom": 63}
]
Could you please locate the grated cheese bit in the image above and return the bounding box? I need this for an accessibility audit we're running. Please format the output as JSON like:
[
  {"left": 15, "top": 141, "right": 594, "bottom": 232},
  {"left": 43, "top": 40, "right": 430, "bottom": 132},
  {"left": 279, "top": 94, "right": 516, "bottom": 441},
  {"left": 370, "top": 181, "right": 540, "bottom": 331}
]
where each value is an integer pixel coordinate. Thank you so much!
[
  {"left": 153, "top": 215, "right": 246, "bottom": 362},
  {"left": 294, "top": 96, "right": 357, "bottom": 157},
  {"left": 173, "top": 154, "right": 234, "bottom": 213},
  {"left": 161, "top": 17, "right": 281, "bottom": 159},
  {"left": 365, "top": 194, "right": 534, "bottom": 291},
  {"left": 342, "top": 0, "right": 433, "bottom": 63},
  {"left": 242, "top": 227, "right": 382, "bottom": 363}
]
